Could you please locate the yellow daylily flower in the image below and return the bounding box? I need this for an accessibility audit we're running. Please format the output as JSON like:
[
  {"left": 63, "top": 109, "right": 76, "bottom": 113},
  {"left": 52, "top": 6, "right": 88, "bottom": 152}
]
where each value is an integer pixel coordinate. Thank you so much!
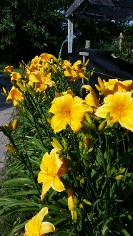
[
  {"left": 83, "top": 85, "right": 99, "bottom": 110},
  {"left": 6, "top": 86, "right": 24, "bottom": 106},
  {"left": 62, "top": 60, "right": 86, "bottom": 81},
  {"left": 104, "top": 79, "right": 133, "bottom": 93},
  {"left": 23, "top": 207, "right": 55, "bottom": 236},
  {"left": 95, "top": 91, "right": 133, "bottom": 132},
  {"left": 4, "top": 65, "right": 14, "bottom": 72},
  {"left": 95, "top": 78, "right": 133, "bottom": 96},
  {"left": 62, "top": 60, "right": 71, "bottom": 69},
  {"left": 11, "top": 72, "right": 22, "bottom": 81},
  {"left": 39, "top": 52, "right": 57, "bottom": 62},
  {"left": 49, "top": 93, "right": 89, "bottom": 133},
  {"left": 28, "top": 56, "right": 40, "bottom": 72},
  {"left": 28, "top": 72, "right": 40, "bottom": 84},
  {"left": 28, "top": 71, "right": 55, "bottom": 92},
  {"left": 38, "top": 149, "right": 66, "bottom": 200}
]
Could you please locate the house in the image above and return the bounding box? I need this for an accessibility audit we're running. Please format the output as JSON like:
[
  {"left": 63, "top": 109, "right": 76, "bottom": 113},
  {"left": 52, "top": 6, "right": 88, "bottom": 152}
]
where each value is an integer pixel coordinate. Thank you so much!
[{"left": 65, "top": 0, "right": 133, "bottom": 84}]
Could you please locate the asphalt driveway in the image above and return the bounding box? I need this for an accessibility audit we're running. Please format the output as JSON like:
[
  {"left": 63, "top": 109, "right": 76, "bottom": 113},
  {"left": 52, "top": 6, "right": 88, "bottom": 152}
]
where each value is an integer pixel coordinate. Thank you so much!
[{"left": 0, "top": 74, "right": 14, "bottom": 179}]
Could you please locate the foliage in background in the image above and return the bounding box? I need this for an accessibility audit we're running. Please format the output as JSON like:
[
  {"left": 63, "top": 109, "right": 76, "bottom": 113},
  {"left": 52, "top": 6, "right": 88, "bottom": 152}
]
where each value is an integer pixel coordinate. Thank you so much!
[
  {"left": 1, "top": 0, "right": 133, "bottom": 64},
  {"left": 0, "top": 0, "right": 73, "bottom": 64},
  {"left": 73, "top": 18, "right": 133, "bottom": 62}
]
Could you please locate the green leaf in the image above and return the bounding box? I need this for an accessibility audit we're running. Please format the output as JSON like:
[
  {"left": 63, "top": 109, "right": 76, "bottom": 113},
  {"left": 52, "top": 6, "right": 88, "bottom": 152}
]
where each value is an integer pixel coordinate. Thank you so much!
[
  {"left": 3, "top": 178, "right": 35, "bottom": 186},
  {"left": 121, "top": 229, "right": 131, "bottom": 236},
  {"left": 102, "top": 217, "right": 113, "bottom": 236},
  {"left": 10, "top": 221, "right": 26, "bottom": 236}
]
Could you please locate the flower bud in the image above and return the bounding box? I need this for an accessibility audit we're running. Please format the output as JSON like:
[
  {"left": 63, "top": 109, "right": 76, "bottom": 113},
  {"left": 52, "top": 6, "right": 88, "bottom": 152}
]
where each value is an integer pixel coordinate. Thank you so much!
[
  {"left": 119, "top": 167, "right": 126, "bottom": 174},
  {"left": 71, "top": 210, "right": 77, "bottom": 222},
  {"left": 12, "top": 119, "right": 19, "bottom": 130},
  {"left": 98, "top": 120, "right": 106, "bottom": 131},
  {"left": 84, "top": 136, "right": 93, "bottom": 147},
  {"left": 5, "top": 144, "right": 16, "bottom": 153},
  {"left": 85, "top": 112, "right": 92, "bottom": 125},
  {"left": 115, "top": 175, "right": 124, "bottom": 181},
  {"left": 83, "top": 199, "right": 92, "bottom": 206}
]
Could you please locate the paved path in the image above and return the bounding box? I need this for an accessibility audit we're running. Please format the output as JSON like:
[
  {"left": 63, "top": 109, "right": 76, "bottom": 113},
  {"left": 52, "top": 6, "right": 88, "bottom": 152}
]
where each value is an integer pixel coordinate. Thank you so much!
[
  {"left": 0, "top": 106, "right": 15, "bottom": 179},
  {"left": 0, "top": 74, "right": 13, "bottom": 180}
]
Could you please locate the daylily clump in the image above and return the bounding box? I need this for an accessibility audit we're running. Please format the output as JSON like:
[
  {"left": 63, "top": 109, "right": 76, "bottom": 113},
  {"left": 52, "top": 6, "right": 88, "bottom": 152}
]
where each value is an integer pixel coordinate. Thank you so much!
[
  {"left": 25, "top": 53, "right": 58, "bottom": 92},
  {"left": 3, "top": 53, "right": 133, "bottom": 235}
]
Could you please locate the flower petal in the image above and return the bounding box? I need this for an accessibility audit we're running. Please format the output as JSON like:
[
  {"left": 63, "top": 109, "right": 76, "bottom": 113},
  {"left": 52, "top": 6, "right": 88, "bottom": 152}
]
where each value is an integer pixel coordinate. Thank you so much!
[
  {"left": 120, "top": 110, "right": 133, "bottom": 132},
  {"left": 51, "top": 114, "right": 68, "bottom": 133},
  {"left": 25, "top": 207, "right": 48, "bottom": 235},
  {"left": 41, "top": 177, "right": 53, "bottom": 200},
  {"left": 52, "top": 177, "right": 65, "bottom": 192},
  {"left": 40, "top": 221, "right": 55, "bottom": 234},
  {"left": 70, "top": 119, "right": 82, "bottom": 132}
]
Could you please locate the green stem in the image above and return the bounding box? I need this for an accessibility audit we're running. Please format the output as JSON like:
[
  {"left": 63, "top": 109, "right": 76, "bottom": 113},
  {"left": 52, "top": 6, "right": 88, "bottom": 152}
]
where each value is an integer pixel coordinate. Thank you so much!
[
  {"left": 25, "top": 151, "right": 41, "bottom": 196},
  {"left": 24, "top": 94, "right": 46, "bottom": 148}
]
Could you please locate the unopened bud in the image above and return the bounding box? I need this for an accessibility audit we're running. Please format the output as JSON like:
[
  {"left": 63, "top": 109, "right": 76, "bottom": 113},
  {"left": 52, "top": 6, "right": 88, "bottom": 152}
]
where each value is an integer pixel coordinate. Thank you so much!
[
  {"left": 71, "top": 210, "right": 77, "bottom": 222},
  {"left": 98, "top": 120, "right": 106, "bottom": 131},
  {"left": 12, "top": 119, "right": 19, "bottom": 130},
  {"left": 119, "top": 167, "right": 126, "bottom": 174},
  {"left": 115, "top": 175, "right": 124, "bottom": 181},
  {"left": 5, "top": 144, "right": 16, "bottom": 153},
  {"left": 83, "top": 199, "right": 92, "bottom": 206}
]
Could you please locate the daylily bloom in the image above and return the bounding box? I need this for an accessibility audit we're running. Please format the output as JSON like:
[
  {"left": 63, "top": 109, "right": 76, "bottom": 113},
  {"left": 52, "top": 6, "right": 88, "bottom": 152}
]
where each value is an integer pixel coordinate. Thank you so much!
[
  {"left": 26, "top": 53, "right": 57, "bottom": 78},
  {"left": 62, "top": 60, "right": 86, "bottom": 81},
  {"left": 38, "top": 149, "right": 66, "bottom": 200},
  {"left": 82, "top": 85, "right": 99, "bottom": 111},
  {"left": 23, "top": 207, "right": 55, "bottom": 236},
  {"left": 4, "top": 65, "right": 14, "bottom": 72},
  {"left": 6, "top": 86, "right": 24, "bottom": 106},
  {"left": 28, "top": 70, "right": 55, "bottom": 92},
  {"left": 39, "top": 52, "right": 57, "bottom": 62},
  {"left": 10, "top": 72, "right": 22, "bottom": 81},
  {"left": 49, "top": 93, "right": 89, "bottom": 133},
  {"left": 95, "top": 91, "right": 133, "bottom": 132},
  {"left": 95, "top": 77, "right": 133, "bottom": 95}
]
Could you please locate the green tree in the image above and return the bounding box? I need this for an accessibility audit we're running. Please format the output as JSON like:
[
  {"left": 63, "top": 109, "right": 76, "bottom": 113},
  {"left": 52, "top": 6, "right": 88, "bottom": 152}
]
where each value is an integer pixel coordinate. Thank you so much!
[{"left": 0, "top": 0, "right": 73, "bottom": 64}]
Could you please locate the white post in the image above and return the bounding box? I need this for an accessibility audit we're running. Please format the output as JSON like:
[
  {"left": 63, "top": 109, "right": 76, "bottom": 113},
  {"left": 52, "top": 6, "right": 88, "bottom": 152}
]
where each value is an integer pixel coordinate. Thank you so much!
[
  {"left": 79, "top": 40, "right": 90, "bottom": 85},
  {"left": 68, "top": 19, "right": 73, "bottom": 53},
  {"left": 119, "top": 32, "right": 123, "bottom": 51},
  {"left": 85, "top": 40, "right": 91, "bottom": 49},
  {"left": 79, "top": 51, "right": 89, "bottom": 85}
]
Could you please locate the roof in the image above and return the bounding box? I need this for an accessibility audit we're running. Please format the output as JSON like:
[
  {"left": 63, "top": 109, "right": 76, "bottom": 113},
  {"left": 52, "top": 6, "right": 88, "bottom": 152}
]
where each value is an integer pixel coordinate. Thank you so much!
[{"left": 65, "top": 0, "right": 133, "bottom": 21}]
